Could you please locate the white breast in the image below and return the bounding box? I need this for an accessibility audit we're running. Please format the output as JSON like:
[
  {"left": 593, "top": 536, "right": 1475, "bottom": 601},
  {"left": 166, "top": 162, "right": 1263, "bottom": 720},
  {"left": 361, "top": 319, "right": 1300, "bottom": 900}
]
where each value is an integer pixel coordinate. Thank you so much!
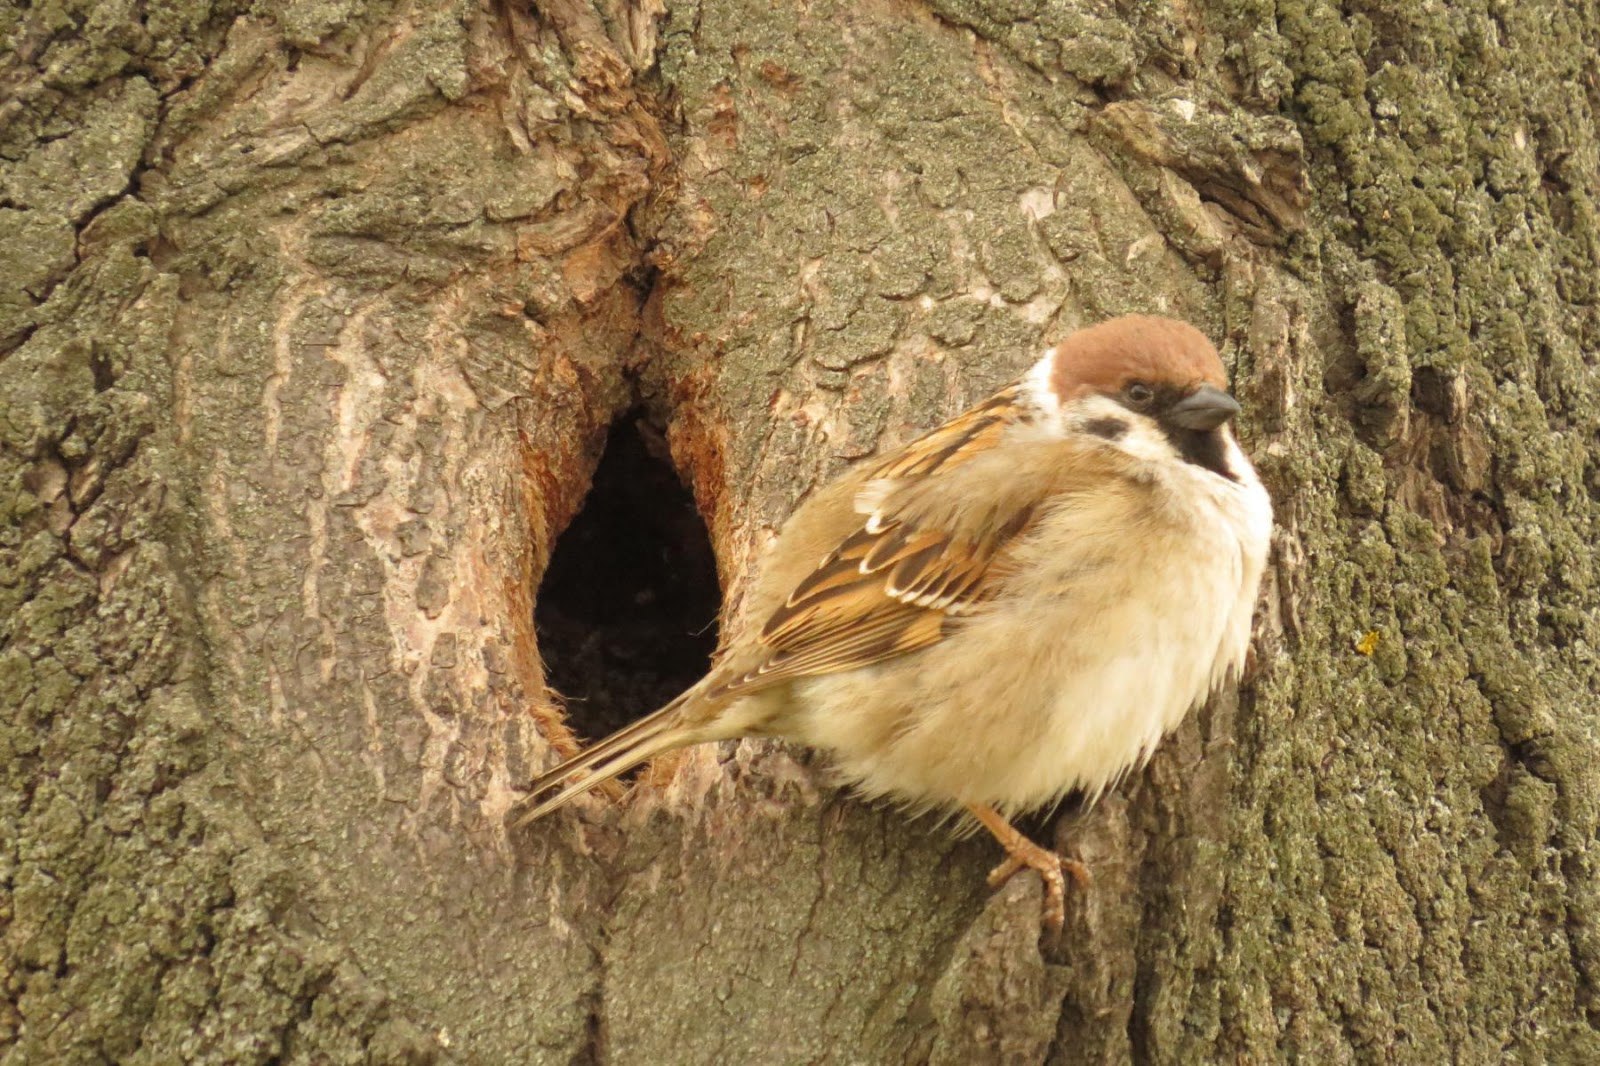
[{"left": 789, "top": 445, "right": 1271, "bottom": 814}]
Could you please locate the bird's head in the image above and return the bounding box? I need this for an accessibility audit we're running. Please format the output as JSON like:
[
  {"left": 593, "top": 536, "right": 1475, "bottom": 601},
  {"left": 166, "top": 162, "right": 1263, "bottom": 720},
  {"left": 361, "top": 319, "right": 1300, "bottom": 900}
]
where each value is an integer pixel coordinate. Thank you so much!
[{"left": 1026, "top": 315, "right": 1248, "bottom": 482}]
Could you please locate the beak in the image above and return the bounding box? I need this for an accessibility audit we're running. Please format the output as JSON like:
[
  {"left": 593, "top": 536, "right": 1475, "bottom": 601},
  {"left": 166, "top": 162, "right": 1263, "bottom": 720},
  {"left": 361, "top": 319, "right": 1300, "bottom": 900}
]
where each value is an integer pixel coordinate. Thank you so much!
[{"left": 1165, "top": 385, "right": 1241, "bottom": 431}]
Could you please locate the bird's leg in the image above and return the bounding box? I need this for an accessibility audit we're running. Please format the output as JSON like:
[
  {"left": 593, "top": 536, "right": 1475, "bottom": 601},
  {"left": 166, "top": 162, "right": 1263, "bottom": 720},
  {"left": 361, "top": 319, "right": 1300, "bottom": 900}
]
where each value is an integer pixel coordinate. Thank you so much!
[{"left": 966, "top": 803, "right": 1090, "bottom": 933}]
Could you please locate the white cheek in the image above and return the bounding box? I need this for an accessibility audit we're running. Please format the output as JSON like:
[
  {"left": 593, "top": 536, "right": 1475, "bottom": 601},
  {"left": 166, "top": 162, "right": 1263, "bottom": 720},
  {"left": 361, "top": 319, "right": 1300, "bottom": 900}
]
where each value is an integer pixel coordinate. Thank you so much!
[{"left": 1067, "top": 394, "right": 1177, "bottom": 464}]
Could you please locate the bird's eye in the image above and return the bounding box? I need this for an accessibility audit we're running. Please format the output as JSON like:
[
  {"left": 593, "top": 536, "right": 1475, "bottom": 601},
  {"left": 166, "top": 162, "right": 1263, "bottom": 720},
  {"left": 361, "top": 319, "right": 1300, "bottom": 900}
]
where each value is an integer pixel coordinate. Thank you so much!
[{"left": 1124, "top": 382, "right": 1155, "bottom": 407}]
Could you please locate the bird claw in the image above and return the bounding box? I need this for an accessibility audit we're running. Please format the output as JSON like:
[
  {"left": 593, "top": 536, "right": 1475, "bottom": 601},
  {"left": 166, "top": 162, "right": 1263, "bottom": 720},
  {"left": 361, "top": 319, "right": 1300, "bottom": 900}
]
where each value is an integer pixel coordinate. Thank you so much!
[
  {"left": 966, "top": 803, "right": 1091, "bottom": 935},
  {"left": 985, "top": 837, "right": 1090, "bottom": 934}
]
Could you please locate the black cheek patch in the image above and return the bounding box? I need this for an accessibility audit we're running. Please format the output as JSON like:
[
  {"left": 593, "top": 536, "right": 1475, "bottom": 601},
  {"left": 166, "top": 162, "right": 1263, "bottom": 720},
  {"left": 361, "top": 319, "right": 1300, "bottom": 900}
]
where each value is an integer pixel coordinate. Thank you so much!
[{"left": 1085, "top": 417, "right": 1128, "bottom": 440}]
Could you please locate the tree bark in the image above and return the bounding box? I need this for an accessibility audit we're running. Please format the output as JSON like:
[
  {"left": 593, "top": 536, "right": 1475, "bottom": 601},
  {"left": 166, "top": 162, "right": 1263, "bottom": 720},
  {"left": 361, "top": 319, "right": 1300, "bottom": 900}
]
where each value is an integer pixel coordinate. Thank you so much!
[{"left": 3, "top": 1, "right": 1598, "bottom": 1062}]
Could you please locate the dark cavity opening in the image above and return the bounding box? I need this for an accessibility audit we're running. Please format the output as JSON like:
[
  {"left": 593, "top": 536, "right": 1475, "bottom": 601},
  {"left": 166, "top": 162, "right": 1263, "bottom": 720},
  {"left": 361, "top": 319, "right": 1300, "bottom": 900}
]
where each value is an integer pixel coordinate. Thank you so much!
[{"left": 536, "top": 413, "right": 720, "bottom": 744}]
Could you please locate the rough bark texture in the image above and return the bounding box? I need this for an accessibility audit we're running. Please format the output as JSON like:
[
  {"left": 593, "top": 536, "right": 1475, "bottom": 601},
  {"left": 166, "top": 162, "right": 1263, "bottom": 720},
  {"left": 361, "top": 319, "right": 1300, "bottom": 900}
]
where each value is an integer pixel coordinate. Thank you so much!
[{"left": 3, "top": 0, "right": 1598, "bottom": 1063}]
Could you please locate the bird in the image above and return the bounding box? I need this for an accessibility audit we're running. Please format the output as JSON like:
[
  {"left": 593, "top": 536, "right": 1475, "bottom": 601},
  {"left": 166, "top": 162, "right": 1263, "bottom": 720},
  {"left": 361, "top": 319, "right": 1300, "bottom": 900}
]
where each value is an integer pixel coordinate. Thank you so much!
[{"left": 513, "top": 314, "right": 1273, "bottom": 932}]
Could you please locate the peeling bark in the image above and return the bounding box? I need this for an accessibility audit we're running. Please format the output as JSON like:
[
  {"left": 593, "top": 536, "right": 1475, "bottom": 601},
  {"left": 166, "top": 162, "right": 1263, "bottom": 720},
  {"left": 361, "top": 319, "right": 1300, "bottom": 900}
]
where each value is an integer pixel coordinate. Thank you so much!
[{"left": 3, "top": 0, "right": 1598, "bottom": 1062}]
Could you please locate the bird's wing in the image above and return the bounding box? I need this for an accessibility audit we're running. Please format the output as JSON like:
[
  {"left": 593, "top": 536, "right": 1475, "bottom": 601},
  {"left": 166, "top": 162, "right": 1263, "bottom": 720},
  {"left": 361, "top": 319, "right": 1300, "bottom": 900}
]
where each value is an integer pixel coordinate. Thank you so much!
[
  {"left": 707, "top": 386, "right": 1126, "bottom": 697},
  {"left": 862, "top": 382, "right": 1027, "bottom": 481}
]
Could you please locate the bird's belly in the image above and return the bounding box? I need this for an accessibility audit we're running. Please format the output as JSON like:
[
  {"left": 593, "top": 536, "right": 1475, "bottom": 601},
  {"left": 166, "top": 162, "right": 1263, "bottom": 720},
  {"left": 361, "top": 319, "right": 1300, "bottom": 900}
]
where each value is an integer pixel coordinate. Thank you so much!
[{"left": 789, "top": 562, "right": 1240, "bottom": 812}]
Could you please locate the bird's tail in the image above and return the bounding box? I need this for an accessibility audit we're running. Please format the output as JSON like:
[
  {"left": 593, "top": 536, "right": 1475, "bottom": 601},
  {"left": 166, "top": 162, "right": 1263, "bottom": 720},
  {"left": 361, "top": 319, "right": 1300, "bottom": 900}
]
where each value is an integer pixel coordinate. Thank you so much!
[{"left": 511, "top": 688, "right": 699, "bottom": 828}]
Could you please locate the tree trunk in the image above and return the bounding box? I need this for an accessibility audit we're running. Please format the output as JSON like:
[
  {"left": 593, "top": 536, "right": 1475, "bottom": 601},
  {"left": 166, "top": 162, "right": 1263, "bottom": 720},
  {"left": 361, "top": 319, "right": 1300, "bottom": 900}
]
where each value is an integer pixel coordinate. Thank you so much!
[{"left": 4, "top": 1, "right": 1598, "bottom": 1062}]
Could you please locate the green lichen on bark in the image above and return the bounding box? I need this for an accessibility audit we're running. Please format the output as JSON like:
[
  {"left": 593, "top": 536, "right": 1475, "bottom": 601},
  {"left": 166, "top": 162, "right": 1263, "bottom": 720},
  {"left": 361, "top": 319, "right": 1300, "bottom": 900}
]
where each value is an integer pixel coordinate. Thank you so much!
[
  {"left": 1204, "top": 0, "right": 1600, "bottom": 1059},
  {"left": 0, "top": 3, "right": 587, "bottom": 1062},
  {"left": 0, "top": 219, "right": 442, "bottom": 1062}
]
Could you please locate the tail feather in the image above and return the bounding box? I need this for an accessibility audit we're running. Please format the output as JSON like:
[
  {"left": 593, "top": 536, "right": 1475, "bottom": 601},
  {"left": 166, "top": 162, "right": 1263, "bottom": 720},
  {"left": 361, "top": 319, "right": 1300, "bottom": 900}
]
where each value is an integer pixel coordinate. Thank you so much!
[
  {"left": 512, "top": 729, "right": 683, "bottom": 827},
  {"left": 511, "top": 690, "right": 695, "bottom": 828}
]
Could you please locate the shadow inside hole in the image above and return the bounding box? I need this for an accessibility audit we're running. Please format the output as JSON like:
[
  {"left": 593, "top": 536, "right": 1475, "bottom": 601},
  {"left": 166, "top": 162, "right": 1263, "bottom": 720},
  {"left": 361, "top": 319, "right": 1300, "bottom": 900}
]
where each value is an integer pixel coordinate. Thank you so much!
[{"left": 536, "top": 414, "right": 720, "bottom": 745}]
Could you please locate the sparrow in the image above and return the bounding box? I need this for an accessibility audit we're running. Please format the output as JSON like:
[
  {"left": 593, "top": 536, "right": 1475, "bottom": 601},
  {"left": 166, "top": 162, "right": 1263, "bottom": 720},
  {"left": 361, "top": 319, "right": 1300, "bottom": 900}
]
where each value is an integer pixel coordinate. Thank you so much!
[{"left": 514, "top": 314, "right": 1273, "bottom": 932}]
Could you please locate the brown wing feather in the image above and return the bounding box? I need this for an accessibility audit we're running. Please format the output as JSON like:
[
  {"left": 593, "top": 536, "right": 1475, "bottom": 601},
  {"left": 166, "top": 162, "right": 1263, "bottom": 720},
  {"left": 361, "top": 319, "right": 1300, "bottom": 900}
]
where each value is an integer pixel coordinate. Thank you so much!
[
  {"left": 865, "top": 382, "right": 1025, "bottom": 481},
  {"left": 707, "top": 415, "right": 1039, "bottom": 694},
  {"left": 714, "top": 512, "right": 1024, "bottom": 697}
]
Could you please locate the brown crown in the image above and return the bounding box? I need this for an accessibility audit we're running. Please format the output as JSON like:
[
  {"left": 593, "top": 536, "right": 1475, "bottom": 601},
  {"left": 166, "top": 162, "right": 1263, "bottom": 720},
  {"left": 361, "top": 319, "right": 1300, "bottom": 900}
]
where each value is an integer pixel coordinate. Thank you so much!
[{"left": 1049, "top": 315, "right": 1227, "bottom": 398}]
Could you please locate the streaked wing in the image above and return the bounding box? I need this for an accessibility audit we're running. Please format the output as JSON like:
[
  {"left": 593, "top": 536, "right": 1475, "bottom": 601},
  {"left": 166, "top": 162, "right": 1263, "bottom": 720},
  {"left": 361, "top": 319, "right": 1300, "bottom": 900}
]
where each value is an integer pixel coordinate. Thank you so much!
[
  {"left": 864, "top": 382, "right": 1026, "bottom": 481},
  {"left": 707, "top": 380, "right": 1051, "bottom": 698}
]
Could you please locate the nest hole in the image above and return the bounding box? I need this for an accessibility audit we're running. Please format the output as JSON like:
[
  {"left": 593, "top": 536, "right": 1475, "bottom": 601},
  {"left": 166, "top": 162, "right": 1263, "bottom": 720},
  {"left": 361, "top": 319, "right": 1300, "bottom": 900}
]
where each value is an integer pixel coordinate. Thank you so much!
[{"left": 536, "top": 413, "right": 720, "bottom": 744}]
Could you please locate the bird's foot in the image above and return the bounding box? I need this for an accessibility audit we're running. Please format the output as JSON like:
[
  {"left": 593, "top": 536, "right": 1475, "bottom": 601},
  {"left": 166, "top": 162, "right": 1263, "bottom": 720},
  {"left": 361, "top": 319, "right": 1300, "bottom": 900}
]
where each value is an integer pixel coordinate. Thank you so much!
[{"left": 967, "top": 803, "right": 1090, "bottom": 935}]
